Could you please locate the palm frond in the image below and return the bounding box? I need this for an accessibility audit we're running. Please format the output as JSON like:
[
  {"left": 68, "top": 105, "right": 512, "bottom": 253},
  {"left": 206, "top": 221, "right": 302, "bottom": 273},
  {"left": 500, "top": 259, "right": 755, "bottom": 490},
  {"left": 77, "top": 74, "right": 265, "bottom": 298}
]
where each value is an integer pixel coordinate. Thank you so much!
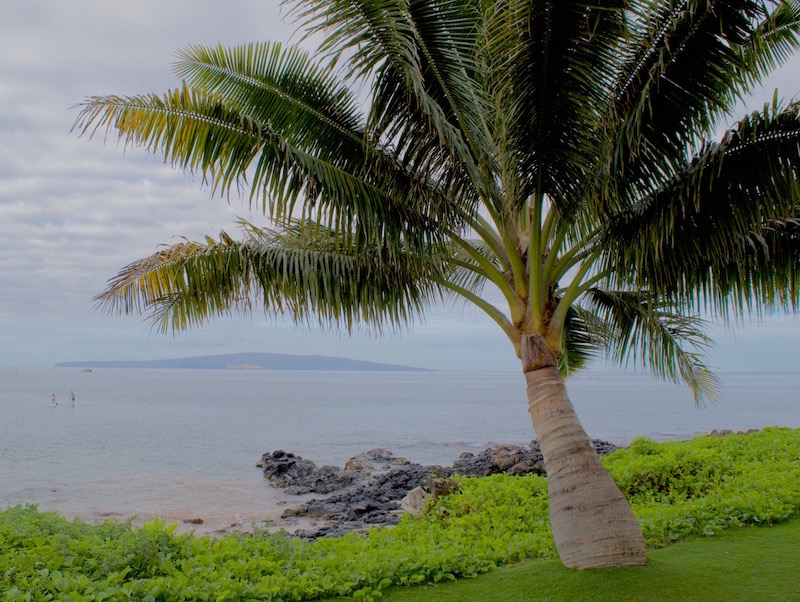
[
  {"left": 738, "top": 0, "right": 800, "bottom": 88},
  {"left": 558, "top": 304, "right": 603, "bottom": 376},
  {"left": 605, "top": 100, "right": 800, "bottom": 317},
  {"left": 601, "top": 0, "right": 800, "bottom": 213},
  {"left": 173, "top": 42, "right": 365, "bottom": 161},
  {"left": 480, "top": 0, "right": 627, "bottom": 211},
  {"left": 707, "top": 217, "right": 800, "bottom": 316},
  {"left": 74, "top": 86, "right": 264, "bottom": 197},
  {"left": 583, "top": 289, "right": 718, "bottom": 403},
  {"left": 172, "top": 41, "right": 476, "bottom": 233},
  {"left": 95, "top": 220, "right": 444, "bottom": 335},
  {"left": 288, "top": 0, "right": 496, "bottom": 208},
  {"left": 73, "top": 79, "right": 456, "bottom": 264}
]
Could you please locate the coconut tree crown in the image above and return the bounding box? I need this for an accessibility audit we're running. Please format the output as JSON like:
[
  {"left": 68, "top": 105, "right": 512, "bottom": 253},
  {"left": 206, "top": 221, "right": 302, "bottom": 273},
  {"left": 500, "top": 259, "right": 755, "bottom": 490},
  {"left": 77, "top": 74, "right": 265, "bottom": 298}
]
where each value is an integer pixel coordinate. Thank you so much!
[{"left": 74, "top": 0, "right": 800, "bottom": 399}]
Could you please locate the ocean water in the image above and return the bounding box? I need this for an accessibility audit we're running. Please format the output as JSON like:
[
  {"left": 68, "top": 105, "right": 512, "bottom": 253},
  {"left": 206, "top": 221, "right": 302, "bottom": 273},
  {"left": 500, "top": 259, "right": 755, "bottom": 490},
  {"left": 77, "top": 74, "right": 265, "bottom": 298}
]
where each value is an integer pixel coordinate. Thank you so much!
[{"left": 1, "top": 367, "right": 798, "bottom": 534}]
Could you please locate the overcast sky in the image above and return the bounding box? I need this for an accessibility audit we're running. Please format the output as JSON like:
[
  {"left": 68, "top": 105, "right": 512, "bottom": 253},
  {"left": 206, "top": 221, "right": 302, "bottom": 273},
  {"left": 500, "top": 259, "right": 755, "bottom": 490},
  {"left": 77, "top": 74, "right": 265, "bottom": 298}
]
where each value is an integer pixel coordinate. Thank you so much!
[{"left": 1, "top": 1, "right": 799, "bottom": 373}]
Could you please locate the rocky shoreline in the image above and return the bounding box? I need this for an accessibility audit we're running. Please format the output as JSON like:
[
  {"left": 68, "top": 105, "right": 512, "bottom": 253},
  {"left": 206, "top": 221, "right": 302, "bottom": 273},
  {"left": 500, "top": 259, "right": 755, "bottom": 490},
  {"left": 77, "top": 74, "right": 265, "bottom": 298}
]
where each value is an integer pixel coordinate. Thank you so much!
[{"left": 257, "top": 439, "right": 619, "bottom": 539}]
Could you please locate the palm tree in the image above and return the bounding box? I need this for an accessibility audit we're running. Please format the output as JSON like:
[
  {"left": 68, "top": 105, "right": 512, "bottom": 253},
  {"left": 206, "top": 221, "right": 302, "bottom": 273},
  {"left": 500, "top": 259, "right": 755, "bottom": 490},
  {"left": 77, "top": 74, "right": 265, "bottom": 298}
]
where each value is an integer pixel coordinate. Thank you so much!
[{"left": 74, "top": 0, "right": 800, "bottom": 568}]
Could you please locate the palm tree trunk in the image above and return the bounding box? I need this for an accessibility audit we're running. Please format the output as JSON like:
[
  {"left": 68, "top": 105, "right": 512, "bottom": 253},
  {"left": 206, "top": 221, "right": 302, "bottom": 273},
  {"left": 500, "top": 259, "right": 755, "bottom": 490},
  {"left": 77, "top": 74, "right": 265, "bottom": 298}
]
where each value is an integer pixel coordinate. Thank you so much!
[{"left": 522, "top": 335, "right": 646, "bottom": 568}]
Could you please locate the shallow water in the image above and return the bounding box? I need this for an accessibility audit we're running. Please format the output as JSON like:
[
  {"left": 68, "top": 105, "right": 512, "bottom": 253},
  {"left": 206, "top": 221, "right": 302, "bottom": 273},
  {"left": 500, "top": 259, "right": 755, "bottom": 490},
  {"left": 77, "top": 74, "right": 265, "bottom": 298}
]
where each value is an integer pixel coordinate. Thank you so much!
[{"left": 1, "top": 367, "right": 797, "bottom": 534}]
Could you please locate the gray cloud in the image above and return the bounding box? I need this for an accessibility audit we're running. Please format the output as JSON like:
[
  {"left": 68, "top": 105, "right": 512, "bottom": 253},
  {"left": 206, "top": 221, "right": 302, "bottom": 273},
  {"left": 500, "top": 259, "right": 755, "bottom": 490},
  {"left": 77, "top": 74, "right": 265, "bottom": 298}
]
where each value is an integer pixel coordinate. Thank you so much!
[{"left": 1, "top": 1, "right": 798, "bottom": 372}]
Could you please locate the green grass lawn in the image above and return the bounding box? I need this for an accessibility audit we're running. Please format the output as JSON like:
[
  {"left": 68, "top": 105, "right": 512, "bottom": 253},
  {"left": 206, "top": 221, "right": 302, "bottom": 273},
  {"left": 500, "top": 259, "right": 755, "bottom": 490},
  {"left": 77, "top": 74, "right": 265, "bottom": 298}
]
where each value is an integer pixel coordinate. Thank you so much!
[{"left": 379, "top": 517, "right": 800, "bottom": 601}]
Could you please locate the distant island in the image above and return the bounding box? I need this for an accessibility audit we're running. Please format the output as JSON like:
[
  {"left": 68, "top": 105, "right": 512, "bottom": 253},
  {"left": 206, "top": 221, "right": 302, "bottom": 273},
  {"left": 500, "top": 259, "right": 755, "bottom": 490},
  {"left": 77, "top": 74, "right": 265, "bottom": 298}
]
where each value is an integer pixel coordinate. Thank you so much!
[{"left": 55, "top": 352, "right": 434, "bottom": 372}]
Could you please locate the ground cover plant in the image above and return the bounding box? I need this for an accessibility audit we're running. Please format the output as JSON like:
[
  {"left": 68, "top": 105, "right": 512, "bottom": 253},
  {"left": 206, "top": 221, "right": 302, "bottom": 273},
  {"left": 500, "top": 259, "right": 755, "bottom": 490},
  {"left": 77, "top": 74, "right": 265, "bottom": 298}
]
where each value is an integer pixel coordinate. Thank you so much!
[{"left": 1, "top": 428, "right": 799, "bottom": 600}]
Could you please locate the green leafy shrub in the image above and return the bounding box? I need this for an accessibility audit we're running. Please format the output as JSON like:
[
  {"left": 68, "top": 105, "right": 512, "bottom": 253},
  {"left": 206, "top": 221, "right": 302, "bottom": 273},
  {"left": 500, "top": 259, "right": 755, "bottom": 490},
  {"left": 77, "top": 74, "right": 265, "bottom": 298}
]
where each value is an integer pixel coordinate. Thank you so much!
[
  {"left": 603, "top": 427, "right": 800, "bottom": 545},
  {"left": 2, "top": 428, "right": 799, "bottom": 600}
]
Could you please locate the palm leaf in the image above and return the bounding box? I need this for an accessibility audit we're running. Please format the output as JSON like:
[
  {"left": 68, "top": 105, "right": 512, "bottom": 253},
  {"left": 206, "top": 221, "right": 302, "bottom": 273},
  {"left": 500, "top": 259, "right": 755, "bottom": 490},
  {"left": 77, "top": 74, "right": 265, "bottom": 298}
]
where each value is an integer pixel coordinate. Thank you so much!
[
  {"left": 289, "top": 0, "right": 498, "bottom": 209},
  {"left": 172, "top": 41, "right": 454, "bottom": 218},
  {"left": 96, "top": 220, "right": 443, "bottom": 334},
  {"left": 583, "top": 289, "right": 718, "bottom": 403},
  {"left": 480, "top": 0, "right": 627, "bottom": 211},
  {"left": 558, "top": 304, "right": 603, "bottom": 376},
  {"left": 600, "top": 0, "right": 800, "bottom": 213},
  {"left": 605, "top": 100, "right": 800, "bottom": 316},
  {"left": 73, "top": 79, "right": 455, "bottom": 264},
  {"left": 173, "top": 42, "right": 365, "bottom": 164}
]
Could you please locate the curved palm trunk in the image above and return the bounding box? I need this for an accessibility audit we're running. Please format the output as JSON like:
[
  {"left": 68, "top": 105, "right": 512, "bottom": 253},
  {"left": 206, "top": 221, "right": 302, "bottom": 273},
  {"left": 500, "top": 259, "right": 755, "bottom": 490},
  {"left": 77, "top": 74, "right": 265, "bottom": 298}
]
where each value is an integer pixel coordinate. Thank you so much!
[{"left": 522, "top": 335, "right": 646, "bottom": 568}]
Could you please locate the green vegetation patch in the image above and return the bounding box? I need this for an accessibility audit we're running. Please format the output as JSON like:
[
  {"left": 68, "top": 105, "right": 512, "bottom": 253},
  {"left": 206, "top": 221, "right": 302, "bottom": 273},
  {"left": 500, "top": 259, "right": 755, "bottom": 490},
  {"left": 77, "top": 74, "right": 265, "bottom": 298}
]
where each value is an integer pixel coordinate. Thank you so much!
[
  {"left": 2, "top": 428, "right": 799, "bottom": 601},
  {"left": 603, "top": 427, "right": 800, "bottom": 545}
]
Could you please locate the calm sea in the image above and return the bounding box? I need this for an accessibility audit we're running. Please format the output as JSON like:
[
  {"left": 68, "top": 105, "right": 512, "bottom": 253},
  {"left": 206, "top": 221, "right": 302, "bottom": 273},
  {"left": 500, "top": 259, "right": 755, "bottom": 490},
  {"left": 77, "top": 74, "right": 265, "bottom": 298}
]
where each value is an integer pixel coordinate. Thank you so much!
[{"left": 1, "top": 367, "right": 797, "bottom": 534}]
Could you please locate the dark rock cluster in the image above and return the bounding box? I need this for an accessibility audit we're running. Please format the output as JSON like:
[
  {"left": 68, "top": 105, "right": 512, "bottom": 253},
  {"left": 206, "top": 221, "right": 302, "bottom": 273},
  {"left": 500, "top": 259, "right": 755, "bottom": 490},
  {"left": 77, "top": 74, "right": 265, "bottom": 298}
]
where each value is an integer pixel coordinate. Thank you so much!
[
  {"left": 256, "top": 450, "right": 357, "bottom": 495},
  {"left": 708, "top": 428, "right": 759, "bottom": 437},
  {"left": 451, "top": 438, "right": 617, "bottom": 477},
  {"left": 258, "top": 448, "right": 449, "bottom": 538},
  {"left": 258, "top": 439, "right": 618, "bottom": 539}
]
